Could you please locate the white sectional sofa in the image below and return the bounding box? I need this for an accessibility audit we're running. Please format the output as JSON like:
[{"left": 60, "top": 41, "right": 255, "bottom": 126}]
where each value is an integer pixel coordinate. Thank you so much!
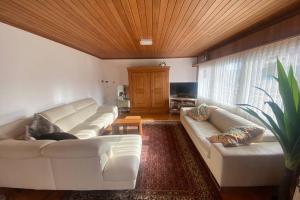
[
  {"left": 0, "top": 98, "right": 142, "bottom": 190},
  {"left": 39, "top": 98, "right": 118, "bottom": 139},
  {"left": 180, "top": 106, "right": 285, "bottom": 188}
]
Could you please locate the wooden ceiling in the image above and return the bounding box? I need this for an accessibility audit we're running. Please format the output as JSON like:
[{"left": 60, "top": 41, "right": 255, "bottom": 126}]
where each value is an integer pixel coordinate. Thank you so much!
[{"left": 0, "top": 0, "right": 299, "bottom": 59}]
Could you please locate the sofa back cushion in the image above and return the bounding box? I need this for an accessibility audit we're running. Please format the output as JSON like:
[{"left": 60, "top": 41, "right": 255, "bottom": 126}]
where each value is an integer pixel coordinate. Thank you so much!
[
  {"left": 54, "top": 111, "right": 89, "bottom": 132},
  {"left": 40, "top": 98, "right": 98, "bottom": 132},
  {"left": 70, "top": 98, "right": 97, "bottom": 111},
  {"left": 40, "top": 104, "right": 76, "bottom": 123},
  {"left": 209, "top": 108, "right": 262, "bottom": 132}
]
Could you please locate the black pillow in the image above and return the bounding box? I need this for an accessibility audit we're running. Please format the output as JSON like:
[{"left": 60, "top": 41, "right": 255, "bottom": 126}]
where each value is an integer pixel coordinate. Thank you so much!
[{"left": 35, "top": 132, "right": 78, "bottom": 141}]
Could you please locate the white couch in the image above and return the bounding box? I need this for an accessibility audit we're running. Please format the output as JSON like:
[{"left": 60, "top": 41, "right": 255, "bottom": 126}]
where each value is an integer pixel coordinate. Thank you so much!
[
  {"left": 39, "top": 98, "right": 118, "bottom": 139},
  {"left": 180, "top": 107, "right": 285, "bottom": 188},
  {"left": 0, "top": 98, "right": 142, "bottom": 190}
]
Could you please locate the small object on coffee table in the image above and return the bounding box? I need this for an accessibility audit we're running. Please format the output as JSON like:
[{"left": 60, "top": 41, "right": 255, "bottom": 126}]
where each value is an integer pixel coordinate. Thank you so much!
[{"left": 112, "top": 116, "right": 142, "bottom": 134}]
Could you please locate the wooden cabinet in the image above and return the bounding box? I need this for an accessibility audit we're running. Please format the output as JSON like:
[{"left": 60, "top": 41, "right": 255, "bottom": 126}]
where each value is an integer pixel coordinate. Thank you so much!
[{"left": 128, "top": 66, "right": 169, "bottom": 113}]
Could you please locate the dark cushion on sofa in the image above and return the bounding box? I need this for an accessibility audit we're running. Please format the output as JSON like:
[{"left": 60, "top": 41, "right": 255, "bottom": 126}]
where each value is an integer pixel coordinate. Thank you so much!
[{"left": 36, "top": 132, "right": 78, "bottom": 141}]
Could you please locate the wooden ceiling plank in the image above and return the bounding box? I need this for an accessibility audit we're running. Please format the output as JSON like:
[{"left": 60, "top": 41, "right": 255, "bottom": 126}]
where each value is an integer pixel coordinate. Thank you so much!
[
  {"left": 120, "top": 0, "right": 141, "bottom": 41},
  {"left": 95, "top": 0, "right": 139, "bottom": 56},
  {"left": 161, "top": 0, "right": 193, "bottom": 51},
  {"left": 156, "top": 0, "right": 177, "bottom": 55},
  {"left": 126, "top": 0, "right": 147, "bottom": 57},
  {"left": 1, "top": 0, "right": 112, "bottom": 55},
  {"left": 144, "top": 0, "right": 153, "bottom": 56},
  {"left": 103, "top": 0, "right": 140, "bottom": 53},
  {"left": 154, "top": 0, "right": 169, "bottom": 56},
  {"left": 159, "top": 0, "right": 185, "bottom": 52},
  {"left": 167, "top": 0, "right": 215, "bottom": 51},
  {"left": 110, "top": 0, "right": 142, "bottom": 55},
  {"left": 136, "top": 0, "right": 148, "bottom": 39},
  {"left": 170, "top": 0, "right": 232, "bottom": 51},
  {"left": 145, "top": 0, "right": 153, "bottom": 39},
  {"left": 152, "top": 0, "right": 161, "bottom": 57},
  {"left": 127, "top": 0, "right": 144, "bottom": 39},
  {"left": 74, "top": 0, "right": 138, "bottom": 55},
  {"left": 184, "top": 0, "right": 286, "bottom": 55},
  {"left": 174, "top": 0, "right": 273, "bottom": 55},
  {"left": 189, "top": 1, "right": 291, "bottom": 55},
  {"left": 85, "top": 0, "right": 135, "bottom": 55},
  {"left": 0, "top": 3, "right": 108, "bottom": 57},
  {"left": 51, "top": 0, "right": 121, "bottom": 54},
  {"left": 179, "top": 0, "right": 265, "bottom": 53},
  {"left": 0, "top": 0, "right": 298, "bottom": 58},
  {"left": 162, "top": 0, "right": 201, "bottom": 53},
  {"left": 175, "top": 0, "right": 250, "bottom": 53}
]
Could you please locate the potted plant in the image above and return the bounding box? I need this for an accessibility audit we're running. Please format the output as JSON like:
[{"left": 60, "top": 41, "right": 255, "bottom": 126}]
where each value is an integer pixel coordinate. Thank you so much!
[{"left": 239, "top": 59, "right": 300, "bottom": 200}]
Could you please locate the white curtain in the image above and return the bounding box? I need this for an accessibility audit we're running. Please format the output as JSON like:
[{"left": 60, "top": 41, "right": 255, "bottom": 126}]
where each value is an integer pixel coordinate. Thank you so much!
[{"left": 197, "top": 35, "right": 300, "bottom": 115}]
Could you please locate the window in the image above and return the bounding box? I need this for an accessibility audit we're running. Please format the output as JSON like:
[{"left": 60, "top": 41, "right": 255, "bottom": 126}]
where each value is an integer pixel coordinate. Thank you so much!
[{"left": 197, "top": 35, "right": 300, "bottom": 115}]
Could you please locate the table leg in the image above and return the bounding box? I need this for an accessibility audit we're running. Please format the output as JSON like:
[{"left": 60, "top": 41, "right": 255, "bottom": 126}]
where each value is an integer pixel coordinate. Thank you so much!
[
  {"left": 138, "top": 123, "right": 143, "bottom": 135},
  {"left": 123, "top": 125, "right": 127, "bottom": 134},
  {"left": 112, "top": 125, "right": 119, "bottom": 134}
]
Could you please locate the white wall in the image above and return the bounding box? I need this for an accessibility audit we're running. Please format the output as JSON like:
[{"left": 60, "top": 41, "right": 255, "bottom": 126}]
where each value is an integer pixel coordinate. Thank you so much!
[
  {"left": 100, "top": 58, "right": 197, "bottom": 104},
  {"left": 0, "top": 22, "right": 197, "bottom": 125},
  {"left": 0, "top": 23, "right": 104, "bottom": 125}
]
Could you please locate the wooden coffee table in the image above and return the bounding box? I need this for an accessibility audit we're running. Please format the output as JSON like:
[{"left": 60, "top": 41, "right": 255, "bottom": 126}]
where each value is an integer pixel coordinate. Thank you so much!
[{"left": 112, "top": 116, "right": 142, "bottom": 134}]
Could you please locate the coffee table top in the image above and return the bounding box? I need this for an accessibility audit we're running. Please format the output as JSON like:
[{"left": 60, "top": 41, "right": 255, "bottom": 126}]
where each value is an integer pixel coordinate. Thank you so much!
[{"left": 112, "top": 116, "right": 142, "bottom": 126}]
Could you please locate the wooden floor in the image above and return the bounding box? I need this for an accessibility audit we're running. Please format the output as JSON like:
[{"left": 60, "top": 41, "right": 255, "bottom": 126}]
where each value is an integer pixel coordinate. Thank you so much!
[{"left": 0, "top": 113, "right": 276, "bottom": 200}]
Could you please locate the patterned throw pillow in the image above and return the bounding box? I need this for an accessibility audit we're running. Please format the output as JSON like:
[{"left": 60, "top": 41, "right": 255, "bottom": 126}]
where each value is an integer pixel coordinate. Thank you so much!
[
  {"left": 187, "top": 104, "right": 210, "bottom": 121},
  {"left": 208, "top": 126, "right": 264, "bottom": 147},
  {"left": 25, "top": 113, "right": 62, "bottom": 140}
]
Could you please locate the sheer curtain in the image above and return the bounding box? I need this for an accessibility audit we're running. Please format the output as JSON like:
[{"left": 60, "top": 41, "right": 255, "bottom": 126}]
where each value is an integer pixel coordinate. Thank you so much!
[{"left": 197, "top": 35, "right": 300, "bottom": 115}]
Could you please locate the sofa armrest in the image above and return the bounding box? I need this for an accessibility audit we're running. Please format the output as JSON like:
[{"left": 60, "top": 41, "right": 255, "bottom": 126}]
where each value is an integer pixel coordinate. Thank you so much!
[
  {"left": 0, "top": 139, "right": 54, "bottom": 159},
  {"left": 180, "top": 107, "right": 193, "bottom": 117},
  {"left": 97, "top": 105, "right": 118, "bottom": 119},
  {"left": 41, "top": 138, "right": 112, "bottom": 159}
]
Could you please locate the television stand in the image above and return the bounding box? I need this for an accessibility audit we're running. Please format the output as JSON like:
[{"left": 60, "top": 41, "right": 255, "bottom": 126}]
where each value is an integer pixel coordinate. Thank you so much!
[{"left": 169, "top": 97, "right": 197, "bottom": 114}]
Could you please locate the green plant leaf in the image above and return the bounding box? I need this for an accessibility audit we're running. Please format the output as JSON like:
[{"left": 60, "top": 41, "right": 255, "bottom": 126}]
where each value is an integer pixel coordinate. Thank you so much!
[
  {"left": 264, "top": 101, "right": 289, "bottom": 148},
  {"left": 255, "top": 86, "right": 275, "bottom": 102},
  {"left": 291, "top": 136, "right": 300, "bottom": 158},
  {"left": 277, "top": 59, "right": 298, "bottom": 142},
  {"left": 239, "top": 59, "right": 300, "bottom": 170},
  {"left": 260, "top": 110, "right": 290, "bottom": 152},
  {"left": 264, "top": 101, "right": 285, "bottom": 131},
  {"left": 288, "top": 66, "right": 300, "bottom": 112},
  {"left": 277, "top": 59, "right": 296, "bottom": 114},
  {"left": 239, "top": 106, "right": 287, "bottom": 153}
]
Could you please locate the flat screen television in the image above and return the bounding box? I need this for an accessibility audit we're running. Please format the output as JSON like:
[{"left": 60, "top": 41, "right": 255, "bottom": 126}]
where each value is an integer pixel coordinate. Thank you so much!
[{"left": 170, "top": 82, "right": 198, "bottom": 98}]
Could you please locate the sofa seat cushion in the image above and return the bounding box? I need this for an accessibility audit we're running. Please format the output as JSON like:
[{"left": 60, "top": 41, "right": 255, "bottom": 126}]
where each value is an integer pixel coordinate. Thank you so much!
[
  {"left": 212, "top": 142, "right": 283, "bottom": 157},
  {"left": 103, "top": 135, "right": 142, "bottom": 182},
  {"left": 69, "top": 124, "right": 101, "bottom": 139},
  {"left": 183, "top": 115, "right": 221, "bottom": 156},
  {"left": 261, "top": 130, "right": 278, "bottom": 142}
]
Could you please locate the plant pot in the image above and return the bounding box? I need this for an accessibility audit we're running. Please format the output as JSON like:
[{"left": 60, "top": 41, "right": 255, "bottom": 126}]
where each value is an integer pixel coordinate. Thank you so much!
[{"left": 278, "top": 167, "right": 298, "bottom": 200}]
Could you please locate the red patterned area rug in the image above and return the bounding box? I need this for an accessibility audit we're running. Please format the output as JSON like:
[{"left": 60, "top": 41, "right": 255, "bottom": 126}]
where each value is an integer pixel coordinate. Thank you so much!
[{"left": 66, "top": 122, "right": 220, "bottom": 200}]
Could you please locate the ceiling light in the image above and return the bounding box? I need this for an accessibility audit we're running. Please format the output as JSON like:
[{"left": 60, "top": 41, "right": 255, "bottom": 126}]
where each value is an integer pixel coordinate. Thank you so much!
[{"left": 140, "top": 39, "right": 152, "bottom": 45}]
